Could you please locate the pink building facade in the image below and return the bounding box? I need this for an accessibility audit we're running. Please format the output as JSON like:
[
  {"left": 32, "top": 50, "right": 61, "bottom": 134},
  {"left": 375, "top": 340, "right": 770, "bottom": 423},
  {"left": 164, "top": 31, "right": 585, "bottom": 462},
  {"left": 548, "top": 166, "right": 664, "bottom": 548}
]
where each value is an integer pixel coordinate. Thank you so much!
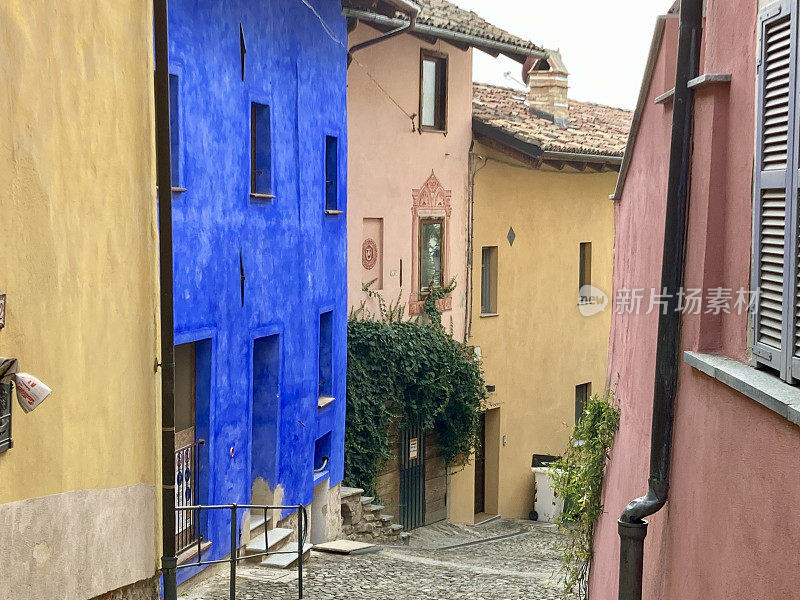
[
  {"left": 346, "top": 25, "right": 473, "bottom": 335},
  {"left": 592, "top": 1, "right": 800, "bottom": 598},
  {"left": 345, "top": 0, "right": 545, "bottom": 341}
]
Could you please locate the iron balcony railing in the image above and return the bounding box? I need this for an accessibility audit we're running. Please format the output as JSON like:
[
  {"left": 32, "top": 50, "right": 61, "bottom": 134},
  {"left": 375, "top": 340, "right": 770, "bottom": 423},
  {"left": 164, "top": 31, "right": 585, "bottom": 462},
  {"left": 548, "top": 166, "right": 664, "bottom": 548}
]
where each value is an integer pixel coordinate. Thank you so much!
[
  {"left": 176, "top": 503, "right": 308, "bottom": 600},
  {"left": 175, "top": 439, "right": 205, "bottom": 554}
]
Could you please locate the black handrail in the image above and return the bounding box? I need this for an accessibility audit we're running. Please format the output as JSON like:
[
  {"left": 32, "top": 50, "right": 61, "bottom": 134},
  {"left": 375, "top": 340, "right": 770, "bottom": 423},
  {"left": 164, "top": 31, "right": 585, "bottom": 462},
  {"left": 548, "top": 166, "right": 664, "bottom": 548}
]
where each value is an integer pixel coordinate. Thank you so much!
[{"left": 175, "top": 503, "right": 308, "bottom": 599}]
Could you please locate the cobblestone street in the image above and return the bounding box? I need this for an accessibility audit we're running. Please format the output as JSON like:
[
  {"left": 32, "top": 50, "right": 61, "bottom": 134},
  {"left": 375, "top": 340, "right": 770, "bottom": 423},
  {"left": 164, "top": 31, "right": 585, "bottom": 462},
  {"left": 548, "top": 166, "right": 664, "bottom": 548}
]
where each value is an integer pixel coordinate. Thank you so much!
[{"left": 179, "top": 519, "right": 572, "bottom": 600}]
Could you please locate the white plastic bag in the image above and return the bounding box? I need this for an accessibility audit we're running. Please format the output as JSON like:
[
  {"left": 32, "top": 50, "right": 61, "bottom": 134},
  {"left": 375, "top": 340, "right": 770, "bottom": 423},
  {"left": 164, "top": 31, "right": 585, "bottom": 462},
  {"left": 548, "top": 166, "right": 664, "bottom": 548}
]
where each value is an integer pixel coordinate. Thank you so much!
[{"left": 15, "top": 373, "right": 52, "bottom": 413}]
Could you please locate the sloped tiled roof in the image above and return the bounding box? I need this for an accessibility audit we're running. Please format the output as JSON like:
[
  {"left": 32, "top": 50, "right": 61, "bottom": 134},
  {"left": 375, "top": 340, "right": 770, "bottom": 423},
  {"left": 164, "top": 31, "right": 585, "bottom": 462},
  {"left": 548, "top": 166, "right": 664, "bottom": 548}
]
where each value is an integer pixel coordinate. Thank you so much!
[
  {"left": 472, "top": 83, "right": 632, "bottom": 157},
  {"left": 411, "top": 0, "right": 543, "bottom": 54},
  {"left": 343, "top": 0, "right": 544, "bottom": 59}
]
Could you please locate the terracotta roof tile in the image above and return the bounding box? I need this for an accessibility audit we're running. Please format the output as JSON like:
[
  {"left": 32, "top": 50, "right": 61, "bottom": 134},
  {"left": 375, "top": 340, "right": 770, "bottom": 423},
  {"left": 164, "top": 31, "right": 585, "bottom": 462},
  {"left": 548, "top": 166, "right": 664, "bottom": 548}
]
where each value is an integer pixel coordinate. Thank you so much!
[
  {"left": 472, "top": 82, "right": 632, "bottom": 157},
  {"left": 344, "top": 0, "right": 543, "bottom": 56}
]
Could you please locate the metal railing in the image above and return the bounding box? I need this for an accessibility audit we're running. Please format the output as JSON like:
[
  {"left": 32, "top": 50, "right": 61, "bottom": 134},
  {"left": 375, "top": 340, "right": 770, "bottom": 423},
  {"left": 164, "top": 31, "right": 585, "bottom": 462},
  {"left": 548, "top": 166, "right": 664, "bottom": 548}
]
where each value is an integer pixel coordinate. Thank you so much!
[
  {"left": 0, "top": 383, "right": 12, "bottom": 453},
  {"left": 176, "top": 503, "right": 308, "bottom": 600},
  {"left": 175, "top": 439, "right": 205, "bottom": 554}
]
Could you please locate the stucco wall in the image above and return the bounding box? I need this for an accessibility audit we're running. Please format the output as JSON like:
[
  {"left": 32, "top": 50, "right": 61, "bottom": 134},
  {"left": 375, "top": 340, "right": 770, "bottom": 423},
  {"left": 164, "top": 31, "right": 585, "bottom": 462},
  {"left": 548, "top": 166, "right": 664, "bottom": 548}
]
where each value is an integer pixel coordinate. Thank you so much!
[
  {"left": 450, "top": 142, "right": 616, "bottom": 522},
  {"left": 0, "top": 1, "right": 160, "bottom": 597},
  {"left": 0, "top": 485, "right": 156, "bottom": 600},
  {"left": 167, "top": 0, "right": 348, "bottom": 582},
  {"left": 346, "top": 24, "right": 473, "bottom": 341},
  {"left": 591, "top": 3, "right": 800, "bottom": 598}
]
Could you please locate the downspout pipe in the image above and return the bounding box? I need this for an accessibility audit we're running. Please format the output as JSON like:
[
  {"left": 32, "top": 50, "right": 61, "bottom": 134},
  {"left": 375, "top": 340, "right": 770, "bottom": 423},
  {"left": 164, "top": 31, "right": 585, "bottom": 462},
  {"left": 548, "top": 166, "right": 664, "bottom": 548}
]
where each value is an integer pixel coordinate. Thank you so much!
[
  {"left": 347, "top": 0, "right": 420, "bottom": 68},
  {"left": 617, "top": 0, "right": 702, "bottom": 599},
  {"left": 153, "top": 0, "right": 177, "bottom": 598}
]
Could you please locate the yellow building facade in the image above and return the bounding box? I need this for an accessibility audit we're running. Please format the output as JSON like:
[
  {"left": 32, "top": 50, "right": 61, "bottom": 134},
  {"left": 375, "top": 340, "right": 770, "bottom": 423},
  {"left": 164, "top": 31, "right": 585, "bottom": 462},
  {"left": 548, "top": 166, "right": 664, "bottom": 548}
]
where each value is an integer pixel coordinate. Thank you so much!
[
  {"left": 0, "top": 2, "right": 161, "bottom": 598},
  {"left": 450, "top": 66, "right": 630, "bottom": 523}
]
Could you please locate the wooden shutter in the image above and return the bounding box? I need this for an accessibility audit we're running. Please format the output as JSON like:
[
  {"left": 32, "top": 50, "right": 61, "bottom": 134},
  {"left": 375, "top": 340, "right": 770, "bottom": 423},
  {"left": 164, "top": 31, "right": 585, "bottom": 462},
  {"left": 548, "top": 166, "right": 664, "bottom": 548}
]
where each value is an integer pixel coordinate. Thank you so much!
[
  {"left": 790, "top": 1, "right": 800, "bottom": 381},
  {"left": 753, "top": 0, "right": 796, "bottom": 380}
]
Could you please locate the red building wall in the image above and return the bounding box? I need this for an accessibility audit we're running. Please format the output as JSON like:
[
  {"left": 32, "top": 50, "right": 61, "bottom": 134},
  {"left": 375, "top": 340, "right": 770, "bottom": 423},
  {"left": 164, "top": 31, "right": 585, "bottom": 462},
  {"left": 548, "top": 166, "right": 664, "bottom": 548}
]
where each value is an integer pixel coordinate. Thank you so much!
[{"left": 591, "top": 3, "right": 800, "bottom": 598}]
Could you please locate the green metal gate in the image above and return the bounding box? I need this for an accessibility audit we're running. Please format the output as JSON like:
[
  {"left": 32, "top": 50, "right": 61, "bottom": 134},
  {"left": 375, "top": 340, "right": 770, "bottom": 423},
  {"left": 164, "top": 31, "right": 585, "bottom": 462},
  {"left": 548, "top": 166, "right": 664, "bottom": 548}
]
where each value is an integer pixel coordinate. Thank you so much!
[{"left": 399, "top": 423, "right": 425, "bottom": 530}]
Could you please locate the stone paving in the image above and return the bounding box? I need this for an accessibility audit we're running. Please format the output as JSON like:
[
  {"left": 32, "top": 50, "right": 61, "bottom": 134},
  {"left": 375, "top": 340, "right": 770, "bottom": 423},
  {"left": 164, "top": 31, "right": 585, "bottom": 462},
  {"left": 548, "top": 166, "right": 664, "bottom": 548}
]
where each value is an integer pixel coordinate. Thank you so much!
[{"left": 178, "top": 519, "right": 573, "bottom": 600}]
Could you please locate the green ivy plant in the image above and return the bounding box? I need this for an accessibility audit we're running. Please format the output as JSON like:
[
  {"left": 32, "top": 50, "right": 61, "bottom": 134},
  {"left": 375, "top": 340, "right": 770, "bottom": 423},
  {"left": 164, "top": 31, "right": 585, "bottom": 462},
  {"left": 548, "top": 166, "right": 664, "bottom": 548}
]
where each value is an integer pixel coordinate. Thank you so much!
[
  {"left": 551, "top": 389, "right": 620, "bottom": 600},
  {"left": 345, "top": 282, "right": 487, "bottom": 496}
]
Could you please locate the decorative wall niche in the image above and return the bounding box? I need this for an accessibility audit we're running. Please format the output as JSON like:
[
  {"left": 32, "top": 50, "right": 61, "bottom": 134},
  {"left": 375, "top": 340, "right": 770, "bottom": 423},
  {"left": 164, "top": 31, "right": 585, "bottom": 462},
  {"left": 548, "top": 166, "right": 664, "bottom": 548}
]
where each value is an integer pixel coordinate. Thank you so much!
[
  {"left": 410, "top": 171, "right": 452, "bottom": 315},
  {"left": 362, "top": 218, "right": 383, "bottom": 290}
]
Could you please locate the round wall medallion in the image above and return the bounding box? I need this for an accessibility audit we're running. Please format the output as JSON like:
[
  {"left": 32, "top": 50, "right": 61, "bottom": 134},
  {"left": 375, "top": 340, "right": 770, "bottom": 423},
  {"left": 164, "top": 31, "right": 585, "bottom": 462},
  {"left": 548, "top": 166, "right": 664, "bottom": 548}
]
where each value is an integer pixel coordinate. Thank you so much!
[{"left": 362, "top": 238, "right": 378, "bottom": 270}]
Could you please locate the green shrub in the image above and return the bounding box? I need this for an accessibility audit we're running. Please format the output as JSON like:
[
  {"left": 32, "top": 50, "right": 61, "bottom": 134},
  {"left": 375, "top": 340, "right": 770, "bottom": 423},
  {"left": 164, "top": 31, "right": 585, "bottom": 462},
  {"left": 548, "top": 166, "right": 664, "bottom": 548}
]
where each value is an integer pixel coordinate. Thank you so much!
[
  {"left": 345, "top": 284, "right": 487, "bottom": 496},
  {"left": 551, "top": 389, "right": 620, "bottom": 599}
]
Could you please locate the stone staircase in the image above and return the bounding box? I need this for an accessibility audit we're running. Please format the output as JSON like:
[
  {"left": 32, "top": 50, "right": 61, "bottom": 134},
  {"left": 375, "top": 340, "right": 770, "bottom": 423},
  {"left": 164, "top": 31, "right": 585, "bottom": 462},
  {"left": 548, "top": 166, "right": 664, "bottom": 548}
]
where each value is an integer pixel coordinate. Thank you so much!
[
  {"left": 340, "top": 486, "right": 408, "bottom": 544},
  {"left": 242, "top": 511, "right": 312, "bottom": 569}
]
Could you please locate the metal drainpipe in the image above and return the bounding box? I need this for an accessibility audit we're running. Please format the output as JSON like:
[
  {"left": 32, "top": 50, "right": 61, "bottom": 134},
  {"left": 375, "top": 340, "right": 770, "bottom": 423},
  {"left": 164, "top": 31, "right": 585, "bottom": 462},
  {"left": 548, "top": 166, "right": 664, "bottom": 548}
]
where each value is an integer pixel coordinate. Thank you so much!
[
  {"left": 465, "top": 148, "right": 488, "bottom": 342},
  {"left": 617, "top": 1, "right": 702, "bottom": 598},
  {"left": 153, "top": 0, "right": 178, "bottom": 597},
  {"left": 347, "top": 0, "right": 420, "bottom": 68}
]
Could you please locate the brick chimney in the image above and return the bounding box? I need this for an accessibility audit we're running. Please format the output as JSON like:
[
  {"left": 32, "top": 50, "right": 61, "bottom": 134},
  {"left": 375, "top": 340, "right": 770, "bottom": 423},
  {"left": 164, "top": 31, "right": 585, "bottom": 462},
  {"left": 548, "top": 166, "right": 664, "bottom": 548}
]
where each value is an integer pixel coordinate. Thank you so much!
[{"left": 525, "top": 50, "right": 569, "bottom": 126}]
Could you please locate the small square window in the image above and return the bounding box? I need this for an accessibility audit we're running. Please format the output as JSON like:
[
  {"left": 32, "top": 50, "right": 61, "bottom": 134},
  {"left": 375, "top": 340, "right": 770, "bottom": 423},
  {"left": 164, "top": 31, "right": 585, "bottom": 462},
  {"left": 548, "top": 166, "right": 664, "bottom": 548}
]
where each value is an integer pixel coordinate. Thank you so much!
[
  {"left": 420, "top": 51, "right": 447, "bottom": 131},
  {"left": 251, "top": 102, "right": 272, "bottom": 196},
  {"left": 325, "top": 135, "right": 338, "bottom": 212}
]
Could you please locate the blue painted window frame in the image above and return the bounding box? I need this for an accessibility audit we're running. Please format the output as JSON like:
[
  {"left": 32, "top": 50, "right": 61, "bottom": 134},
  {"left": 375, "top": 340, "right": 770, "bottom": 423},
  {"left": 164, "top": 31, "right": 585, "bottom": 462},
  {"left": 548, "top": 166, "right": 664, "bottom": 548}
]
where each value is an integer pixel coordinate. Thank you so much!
[
  {"left": 169, "top": 74, "right": 181, "bottom": 186},
  {"left": 250, "top": 102, "right": 273, "bottom": 197},
  {"left": 318, "top": 310, "right": 333, "bottom": 398},
  {"left": 324, "top": 135, "right": 338, "bottom": 212}
]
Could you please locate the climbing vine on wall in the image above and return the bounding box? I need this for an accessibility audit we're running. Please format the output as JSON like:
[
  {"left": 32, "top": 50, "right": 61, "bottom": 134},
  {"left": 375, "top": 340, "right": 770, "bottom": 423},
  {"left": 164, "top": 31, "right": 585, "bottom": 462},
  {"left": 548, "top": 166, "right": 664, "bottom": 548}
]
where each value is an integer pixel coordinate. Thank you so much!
[
  {"left": 345, "top": 282, "right": 487, "bottom": 496},
  {"left": 551, "top": 389, "right": 620, "bottom": 600}
]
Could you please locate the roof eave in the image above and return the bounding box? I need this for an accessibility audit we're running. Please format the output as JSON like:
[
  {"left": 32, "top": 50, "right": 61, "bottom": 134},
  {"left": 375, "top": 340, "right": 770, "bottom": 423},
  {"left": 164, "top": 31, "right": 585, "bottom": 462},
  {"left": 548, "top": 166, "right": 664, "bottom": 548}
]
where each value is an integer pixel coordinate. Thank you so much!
[
  {"left": 472, "top": 117, "right": 544, "bottom": 160},
  {"left": 611, "top": 13, "right": 676, "bottom": 201},
  {"left": 343, "top": 7, "right": 546, "bottom": 63},
  {"left": 473, "top": 117, "right": 623, "bottom": 166},
  {"left": 541, "top": 150, "right": 623, "bottom": 165}
]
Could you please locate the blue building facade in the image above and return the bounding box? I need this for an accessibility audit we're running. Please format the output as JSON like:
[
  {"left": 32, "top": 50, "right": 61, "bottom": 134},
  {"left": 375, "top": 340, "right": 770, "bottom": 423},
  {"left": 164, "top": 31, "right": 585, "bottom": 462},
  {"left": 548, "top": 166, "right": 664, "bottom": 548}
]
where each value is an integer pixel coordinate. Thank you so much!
[{"left": 166, "top": 0, "right": 348, "bottom": 579}]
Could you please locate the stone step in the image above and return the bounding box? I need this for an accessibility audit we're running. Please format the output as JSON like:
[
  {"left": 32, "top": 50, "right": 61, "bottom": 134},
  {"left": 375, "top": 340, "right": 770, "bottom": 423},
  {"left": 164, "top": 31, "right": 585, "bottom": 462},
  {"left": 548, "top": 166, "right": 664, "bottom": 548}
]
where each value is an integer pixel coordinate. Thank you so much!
[
  {"left": 379, "top": 514, "right": 394, "bottom": 524},
  {"left": 340, "top": 486, "right": 365, "bottom": 500},
  {"left": 389, "top": 523, "right": 403, "bottom": 533},
  {"left": 250, "top": 513, "right": 271, "bottom": 532},
  {"left": 244, "top": 528, "right": 293, "bottom": 556},
  {"left": 261, "top": 542, "right": 312, "bottom": 569},
  {"left": 359, "top": 496, "right": 374, "bottom": 505},
  {"left": 368, "top": 504, "right": 385, "bottom": 513}
]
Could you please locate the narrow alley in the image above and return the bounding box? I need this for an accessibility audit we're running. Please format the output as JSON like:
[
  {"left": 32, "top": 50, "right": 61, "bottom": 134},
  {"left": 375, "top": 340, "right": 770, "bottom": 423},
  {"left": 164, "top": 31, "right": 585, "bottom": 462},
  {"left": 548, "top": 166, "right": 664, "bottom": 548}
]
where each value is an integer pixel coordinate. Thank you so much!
[{"left": 179, "top": 520, "right": 572, "bottom": 600}]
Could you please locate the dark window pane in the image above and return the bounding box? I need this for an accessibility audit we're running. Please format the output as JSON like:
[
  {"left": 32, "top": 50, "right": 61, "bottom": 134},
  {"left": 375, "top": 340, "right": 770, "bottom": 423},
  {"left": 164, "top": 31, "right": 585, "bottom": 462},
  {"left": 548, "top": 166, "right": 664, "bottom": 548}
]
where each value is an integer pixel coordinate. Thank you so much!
[
  {"left": 575, "top": 382, "right": 591, "bottom": 424},
  {"left": 169, "top": 74, "right": 180, "bottom": 184},
  {"left": 579, "top": 242, "right": 592, "bottom": 298},
  {"left": 319, "top": 311, "right": 333, "bottom": 397},
  {"left": 251, "top": 102, "right": 272, "bottom": 194},
  {"left": 325, "top": 135, "right": 338, "bottom": 211}
]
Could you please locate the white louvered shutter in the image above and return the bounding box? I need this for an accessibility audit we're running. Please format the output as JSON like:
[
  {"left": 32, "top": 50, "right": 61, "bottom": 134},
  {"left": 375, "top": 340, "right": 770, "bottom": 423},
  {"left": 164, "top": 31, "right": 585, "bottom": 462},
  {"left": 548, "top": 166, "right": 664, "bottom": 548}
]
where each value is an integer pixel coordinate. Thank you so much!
[{"left": 753, "top": 0, "right": 797, "bottom": 381}]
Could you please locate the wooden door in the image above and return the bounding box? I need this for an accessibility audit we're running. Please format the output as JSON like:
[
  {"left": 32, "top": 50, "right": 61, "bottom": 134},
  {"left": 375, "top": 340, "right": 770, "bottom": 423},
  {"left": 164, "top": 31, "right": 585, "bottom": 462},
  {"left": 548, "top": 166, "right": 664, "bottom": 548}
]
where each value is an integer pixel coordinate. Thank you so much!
[{"left": 474, "top": 412, "right": 486, "bottom": 515}]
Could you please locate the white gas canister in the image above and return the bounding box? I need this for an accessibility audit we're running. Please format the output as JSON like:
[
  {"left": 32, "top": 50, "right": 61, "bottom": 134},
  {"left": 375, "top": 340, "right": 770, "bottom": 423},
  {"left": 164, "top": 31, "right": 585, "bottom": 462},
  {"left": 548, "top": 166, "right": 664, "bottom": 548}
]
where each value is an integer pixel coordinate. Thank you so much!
[{"left": 531, "top": 466, "right": 564, "bottom": 523}]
